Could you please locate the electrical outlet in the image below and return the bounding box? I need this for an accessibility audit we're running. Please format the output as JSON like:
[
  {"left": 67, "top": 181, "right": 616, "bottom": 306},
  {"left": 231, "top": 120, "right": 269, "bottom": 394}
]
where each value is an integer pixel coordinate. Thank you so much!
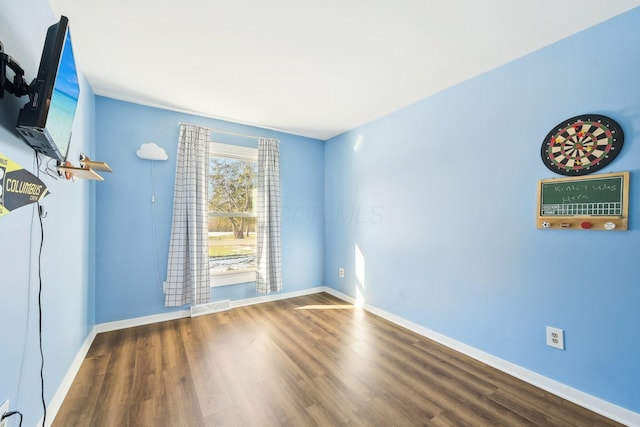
[
  {"left": 546, "top": 326, "right": 564, "bottom": 350},
  {"left": 0, "top": 400, "right": 10, "bottom": 427},
  {"left": 339, "top": 267, "right": 345, "bottom": 278}
]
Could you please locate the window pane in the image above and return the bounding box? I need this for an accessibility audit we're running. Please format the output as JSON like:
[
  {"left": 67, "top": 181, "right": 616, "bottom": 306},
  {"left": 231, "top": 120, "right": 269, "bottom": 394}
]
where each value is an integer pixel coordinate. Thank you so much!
[
  {"left": 208, "top": 154, "right": 258, "bottom": 277},
  {"left": 208, "top": 157, "right": 257, "bottom": 215},
  {"left": 208, "top": 217, "right": 256, "bottom": 274}
]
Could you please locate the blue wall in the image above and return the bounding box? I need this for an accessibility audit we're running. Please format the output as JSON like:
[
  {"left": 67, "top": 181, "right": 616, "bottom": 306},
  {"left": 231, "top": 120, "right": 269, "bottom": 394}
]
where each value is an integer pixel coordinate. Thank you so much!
[
  {"left": 94, "top": 97, "right": 325, "bottom": 323},
  {"left": 0, "top": 1, "right": 96, "bottom": 425},
  {"left": 324, "top": 8, "right": 640, "bottom": 413}
]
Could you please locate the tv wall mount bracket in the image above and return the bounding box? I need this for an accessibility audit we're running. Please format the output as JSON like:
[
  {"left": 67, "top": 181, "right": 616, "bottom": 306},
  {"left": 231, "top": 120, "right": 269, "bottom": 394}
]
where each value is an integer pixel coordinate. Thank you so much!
[{"left": 0, "top": 41, "right": 34, "bottom": 99}]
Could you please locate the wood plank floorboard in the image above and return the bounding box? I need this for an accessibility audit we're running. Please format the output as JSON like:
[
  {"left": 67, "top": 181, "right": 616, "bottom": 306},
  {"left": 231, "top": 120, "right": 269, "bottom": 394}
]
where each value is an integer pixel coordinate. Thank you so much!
[{"left": 53, "top": 293, "right": 624, "bottom": 426}]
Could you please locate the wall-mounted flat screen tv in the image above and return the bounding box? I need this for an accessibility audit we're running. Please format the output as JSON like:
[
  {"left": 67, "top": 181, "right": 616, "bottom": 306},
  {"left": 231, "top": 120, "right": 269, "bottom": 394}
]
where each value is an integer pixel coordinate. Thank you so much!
[{"left": 16, "top": 16, "right": 79, "bottom": 162}]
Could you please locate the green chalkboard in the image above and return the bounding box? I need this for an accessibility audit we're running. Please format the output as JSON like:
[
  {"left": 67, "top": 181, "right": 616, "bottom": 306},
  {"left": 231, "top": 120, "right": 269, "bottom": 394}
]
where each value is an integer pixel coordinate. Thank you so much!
[{"left": 539, "top": 172, "right": 628, "bottom": 217}]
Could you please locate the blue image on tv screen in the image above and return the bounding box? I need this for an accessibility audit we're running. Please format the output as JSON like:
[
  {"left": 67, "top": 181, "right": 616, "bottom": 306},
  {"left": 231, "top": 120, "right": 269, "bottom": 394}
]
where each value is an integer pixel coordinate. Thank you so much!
[{"left": 45, "top": 30, "right": 79, "bottom": 158}]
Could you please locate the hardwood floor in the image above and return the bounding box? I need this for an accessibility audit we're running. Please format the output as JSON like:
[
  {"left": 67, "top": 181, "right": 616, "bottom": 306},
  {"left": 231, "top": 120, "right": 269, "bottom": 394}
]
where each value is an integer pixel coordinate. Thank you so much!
[{"left": 53, "top": 293, "right": 623, "bottom": 426}]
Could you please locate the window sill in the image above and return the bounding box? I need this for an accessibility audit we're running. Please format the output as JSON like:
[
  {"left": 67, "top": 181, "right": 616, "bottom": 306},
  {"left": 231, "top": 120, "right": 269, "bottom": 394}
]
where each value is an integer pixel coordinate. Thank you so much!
[{"left": 211, "top": 271, "right": 256, "bottom": 287}]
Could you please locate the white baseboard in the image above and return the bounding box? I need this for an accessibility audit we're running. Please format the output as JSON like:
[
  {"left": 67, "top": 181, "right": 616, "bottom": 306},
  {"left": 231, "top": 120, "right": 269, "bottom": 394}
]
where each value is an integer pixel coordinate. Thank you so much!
[
  {"left": 323, "top": 287, "right": 640, "bottom": 427},
  {"left": 44, "top": 326, "right": 97, "bottom": 427},
  {"left": 231, "top": 286, "right": 327, "bottom": 309},
  {"left": 95, "top": 309, "right": 191, "bottom": 333}
]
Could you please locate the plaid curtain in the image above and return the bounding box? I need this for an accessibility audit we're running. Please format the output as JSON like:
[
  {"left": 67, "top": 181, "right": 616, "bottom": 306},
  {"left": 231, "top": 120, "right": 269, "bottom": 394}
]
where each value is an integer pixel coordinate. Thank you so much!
[
  {"left": 164, "top": 124, "right": 211, "bottom": 306},
  {"left": 256, "top": 138, "right": 282, "bottom": 294}
]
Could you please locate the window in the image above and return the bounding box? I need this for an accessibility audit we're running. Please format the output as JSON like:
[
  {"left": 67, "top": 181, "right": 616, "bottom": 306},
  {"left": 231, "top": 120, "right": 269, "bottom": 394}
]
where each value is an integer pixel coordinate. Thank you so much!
[{"left": 208, "top": 142, "right": 258, "bottom": 286}]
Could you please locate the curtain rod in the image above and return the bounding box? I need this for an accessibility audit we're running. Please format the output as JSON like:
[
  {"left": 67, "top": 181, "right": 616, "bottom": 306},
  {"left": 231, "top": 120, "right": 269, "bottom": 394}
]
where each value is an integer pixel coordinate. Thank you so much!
[{"left": 178, "top": 122, "right": 278, "bottom": 141}]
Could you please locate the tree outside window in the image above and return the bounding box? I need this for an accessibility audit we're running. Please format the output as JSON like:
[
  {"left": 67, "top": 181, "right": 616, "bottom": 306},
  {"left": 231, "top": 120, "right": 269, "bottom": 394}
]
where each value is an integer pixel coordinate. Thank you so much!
[{"left": 208, "top": 144, "right": 258, "bottom": 282}]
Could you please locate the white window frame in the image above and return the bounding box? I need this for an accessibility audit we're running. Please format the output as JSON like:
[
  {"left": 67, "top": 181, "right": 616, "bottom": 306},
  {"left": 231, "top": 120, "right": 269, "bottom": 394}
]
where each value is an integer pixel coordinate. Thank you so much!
[{"left": 209, "top": 142, "right": 258, "bottom": 287}]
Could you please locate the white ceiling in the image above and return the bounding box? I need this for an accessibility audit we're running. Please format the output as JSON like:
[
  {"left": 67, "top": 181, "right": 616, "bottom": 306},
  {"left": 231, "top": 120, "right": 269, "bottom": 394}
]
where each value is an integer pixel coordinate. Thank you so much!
[{"left": 48, "top": 0, "right": 640, "bottom": 140}]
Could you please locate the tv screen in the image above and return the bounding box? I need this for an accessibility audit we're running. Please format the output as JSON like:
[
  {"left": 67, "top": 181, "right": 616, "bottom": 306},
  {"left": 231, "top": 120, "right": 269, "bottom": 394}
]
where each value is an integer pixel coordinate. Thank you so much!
[{"left": 16, "top": 16, "right": 79, "bottom": 162}]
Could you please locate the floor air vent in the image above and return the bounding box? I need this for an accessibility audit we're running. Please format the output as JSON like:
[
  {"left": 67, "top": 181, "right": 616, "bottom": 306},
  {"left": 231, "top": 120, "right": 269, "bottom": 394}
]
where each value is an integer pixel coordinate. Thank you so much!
[{"left": 190, "top": 300, "right": 231, "bottom": 318}]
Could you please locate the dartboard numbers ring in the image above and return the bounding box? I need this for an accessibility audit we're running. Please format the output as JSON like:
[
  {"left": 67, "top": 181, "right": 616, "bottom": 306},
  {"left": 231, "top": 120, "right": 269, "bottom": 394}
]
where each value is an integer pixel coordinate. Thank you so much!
[{"left": 540, "top": 114, "right": 624, "bottom": 176}]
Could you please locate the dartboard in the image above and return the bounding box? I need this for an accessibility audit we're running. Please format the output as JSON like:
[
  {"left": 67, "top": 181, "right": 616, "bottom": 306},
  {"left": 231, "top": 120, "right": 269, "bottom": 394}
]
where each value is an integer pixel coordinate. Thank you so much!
[{"left": 540, "top": 114, "right": 624, "bottom": 176}]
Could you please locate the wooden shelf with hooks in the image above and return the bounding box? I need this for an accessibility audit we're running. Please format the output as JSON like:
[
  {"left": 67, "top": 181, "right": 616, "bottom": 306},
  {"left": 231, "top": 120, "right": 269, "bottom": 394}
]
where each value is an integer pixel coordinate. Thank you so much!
[
  {"left": 80, "top": 159, "right": 112, "bottom": 172},
  {"left": 57, "top": 165, "right": 104, "bottom": 181}
]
